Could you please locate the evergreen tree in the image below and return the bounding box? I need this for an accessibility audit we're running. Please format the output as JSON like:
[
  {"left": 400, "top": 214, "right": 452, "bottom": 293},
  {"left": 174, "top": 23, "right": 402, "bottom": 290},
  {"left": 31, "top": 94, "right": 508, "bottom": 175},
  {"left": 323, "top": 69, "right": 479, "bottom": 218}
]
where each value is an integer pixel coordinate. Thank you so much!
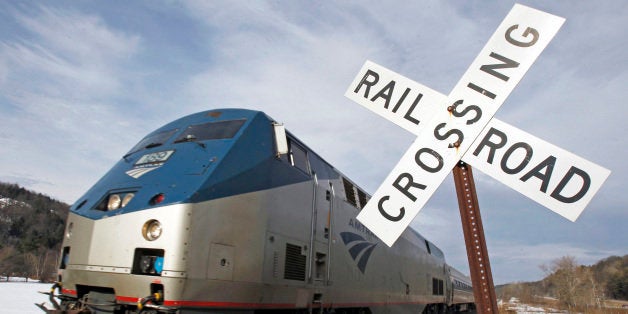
[{"left": 0, "top": 182, "right": 69, "bottom": 281}]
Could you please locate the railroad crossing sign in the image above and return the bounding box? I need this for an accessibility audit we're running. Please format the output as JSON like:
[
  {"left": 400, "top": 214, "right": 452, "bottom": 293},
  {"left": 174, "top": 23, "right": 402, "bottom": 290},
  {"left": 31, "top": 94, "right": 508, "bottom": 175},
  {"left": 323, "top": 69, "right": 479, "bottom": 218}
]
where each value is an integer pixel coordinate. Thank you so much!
[
  {"left": 345, "top": 4, "right": 611, "bottom": 247},
  {"left": 345, "top": 5, "right": 611, "bottom": 314}
]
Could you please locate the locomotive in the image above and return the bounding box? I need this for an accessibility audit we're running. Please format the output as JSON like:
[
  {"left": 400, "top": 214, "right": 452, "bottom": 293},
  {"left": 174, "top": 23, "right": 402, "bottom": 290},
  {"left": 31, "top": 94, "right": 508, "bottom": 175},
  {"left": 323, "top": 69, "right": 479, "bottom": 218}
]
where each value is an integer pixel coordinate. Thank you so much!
[{"left": 39, "top": 108, "right": 474, "bottom": 313}]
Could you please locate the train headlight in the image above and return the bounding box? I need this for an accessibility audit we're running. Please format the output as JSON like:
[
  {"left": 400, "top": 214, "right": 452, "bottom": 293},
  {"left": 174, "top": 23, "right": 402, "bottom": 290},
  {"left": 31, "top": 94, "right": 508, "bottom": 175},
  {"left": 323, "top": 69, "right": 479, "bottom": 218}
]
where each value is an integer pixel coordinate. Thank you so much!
[
  {"left": 121, "top": 193, "right": 135, "bottom": 208},
  {"left": 66, "top": 222, "right": 73, "bottom": 239},
  {"left": 143, "top": 219, "right": 162, "bottom": 241},
  {"left": 95, "top": 191, "right": 137, "bottom": 211},
  {"left": 107, "top": 194, "right": 121, "bottom": 210}
]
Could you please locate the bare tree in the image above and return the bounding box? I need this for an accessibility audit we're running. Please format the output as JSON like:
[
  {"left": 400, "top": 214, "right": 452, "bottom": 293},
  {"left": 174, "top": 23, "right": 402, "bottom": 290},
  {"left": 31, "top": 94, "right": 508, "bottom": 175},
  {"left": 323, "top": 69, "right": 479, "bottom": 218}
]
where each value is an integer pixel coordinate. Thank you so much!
[
  {"left": 25, "top": 252, "right": 40, "bottom": 280},
  {"left": 583, "top": 267, "right": 604, "bottom": 309},
  {"left": 541, "top": 255, "right": 603, "bottom": 311},
  {"left": 40, "top": 249, "right": 58, "bottom": 282},
  {"left": 542, "top": 256, "right": 579, "bottom": 309},
  {"left": 25, "top": 248, "right": 59, "bottom": 282}
]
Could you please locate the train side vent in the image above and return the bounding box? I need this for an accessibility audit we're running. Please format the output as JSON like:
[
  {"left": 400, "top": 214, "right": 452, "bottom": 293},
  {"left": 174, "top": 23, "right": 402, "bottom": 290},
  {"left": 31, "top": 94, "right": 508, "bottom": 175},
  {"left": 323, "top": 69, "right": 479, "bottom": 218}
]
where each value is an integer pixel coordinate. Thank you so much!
[
  {"left": 284, "top": 243, "right": 306, "bottom": 281},
  {"left": 342, "top": 177, "right": 357, "bottom": 207},
  {"left": 272, "top": 251, "right": 279, "bottom": 278},
  {"left": 432, "top": 278, "right": 444, "bottom": 295},
  {"left": 357, "top": 189, "right": 368, "bottom": 209}
]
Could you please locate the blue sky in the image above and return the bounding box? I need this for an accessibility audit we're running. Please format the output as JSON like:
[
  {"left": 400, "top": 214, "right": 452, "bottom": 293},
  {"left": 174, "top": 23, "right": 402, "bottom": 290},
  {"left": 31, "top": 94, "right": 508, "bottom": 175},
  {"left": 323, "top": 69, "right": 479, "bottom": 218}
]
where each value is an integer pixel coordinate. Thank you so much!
[{"left": 0, "top": 0, "right": 626, "bottom": 284}]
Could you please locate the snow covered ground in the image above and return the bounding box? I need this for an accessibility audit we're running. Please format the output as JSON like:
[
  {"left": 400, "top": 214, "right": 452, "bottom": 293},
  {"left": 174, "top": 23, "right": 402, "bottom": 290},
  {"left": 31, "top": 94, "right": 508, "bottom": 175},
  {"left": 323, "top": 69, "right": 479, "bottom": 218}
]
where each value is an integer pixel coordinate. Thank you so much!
[
  {"left": 0, "top": 281, "right": 52, "bottom": 314},
  {"left": 499, "top": 298, "right": 568, "bottom": 314},
  {"left": 0, "top": 281, "right": 570, "bottom": 314}
]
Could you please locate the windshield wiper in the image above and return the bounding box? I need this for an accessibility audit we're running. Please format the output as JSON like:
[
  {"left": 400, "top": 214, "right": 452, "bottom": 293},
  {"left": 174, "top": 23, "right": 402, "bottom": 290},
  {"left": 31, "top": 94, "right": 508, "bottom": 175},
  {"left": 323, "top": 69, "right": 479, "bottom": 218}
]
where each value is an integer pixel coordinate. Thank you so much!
[
  {"left": 144, "top": 142, "right": 163, "bottom": 149},
  {"left": 174, "top": 134, "right": 206, "bottom": 148}
]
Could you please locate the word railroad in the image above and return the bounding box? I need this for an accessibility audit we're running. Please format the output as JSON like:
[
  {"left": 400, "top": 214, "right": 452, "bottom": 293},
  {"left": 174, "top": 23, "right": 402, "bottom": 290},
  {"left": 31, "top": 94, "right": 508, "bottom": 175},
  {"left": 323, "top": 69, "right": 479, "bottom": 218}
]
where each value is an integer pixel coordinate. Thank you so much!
[{"left": 345, "top": 4, "right": 610, "bottom": 247}]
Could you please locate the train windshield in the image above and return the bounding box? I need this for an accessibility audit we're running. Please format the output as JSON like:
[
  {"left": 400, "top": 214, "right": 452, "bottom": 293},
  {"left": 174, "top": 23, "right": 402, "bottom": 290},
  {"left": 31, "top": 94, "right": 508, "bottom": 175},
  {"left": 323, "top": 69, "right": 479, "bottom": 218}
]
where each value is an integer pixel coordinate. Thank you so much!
[
  {"left": 126, "top": 128, "right": 179, "bottom": 156},
  {"left": 174, "top": 119, "right": 246, "bottom": 142}
]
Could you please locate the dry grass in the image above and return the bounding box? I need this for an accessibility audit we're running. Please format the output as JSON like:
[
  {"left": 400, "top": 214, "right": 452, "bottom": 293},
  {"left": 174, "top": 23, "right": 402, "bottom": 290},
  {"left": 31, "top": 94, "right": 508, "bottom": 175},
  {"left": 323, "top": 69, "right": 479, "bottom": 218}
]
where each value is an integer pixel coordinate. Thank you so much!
[{"left": 497, "top": 298, "right": 628, "bottom": 313}]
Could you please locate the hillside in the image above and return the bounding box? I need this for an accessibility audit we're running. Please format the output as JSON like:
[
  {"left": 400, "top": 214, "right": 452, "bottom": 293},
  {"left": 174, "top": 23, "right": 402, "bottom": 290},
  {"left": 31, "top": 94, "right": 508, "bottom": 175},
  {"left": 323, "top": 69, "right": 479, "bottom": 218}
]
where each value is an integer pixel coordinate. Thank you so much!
[
  {"left": 0, "top": 182, "right": 69, "bottom": 282},
  {"left": 497, "top": 255, "right": 628, "bottom": 310}
]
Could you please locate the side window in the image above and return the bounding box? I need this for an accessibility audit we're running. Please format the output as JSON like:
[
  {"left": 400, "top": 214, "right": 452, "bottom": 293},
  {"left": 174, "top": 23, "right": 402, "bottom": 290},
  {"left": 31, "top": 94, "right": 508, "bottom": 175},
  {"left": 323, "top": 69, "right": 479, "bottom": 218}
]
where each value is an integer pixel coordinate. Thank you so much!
[
  {"left": 290, "top": 142, "right": 309, "bottom": 174},
  {"left": 281, "top": 138, "right": 310, "bottom": 175}
]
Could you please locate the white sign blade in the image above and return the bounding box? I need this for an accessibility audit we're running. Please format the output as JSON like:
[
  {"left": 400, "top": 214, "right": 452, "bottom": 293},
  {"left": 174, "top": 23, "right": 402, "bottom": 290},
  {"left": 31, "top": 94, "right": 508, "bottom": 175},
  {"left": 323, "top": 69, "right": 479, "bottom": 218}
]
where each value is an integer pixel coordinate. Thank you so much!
[
  {"left": 345, "top": 60, "right": 611, "bottom": 224},
  {"left": 344, "top": 60, "right": 444, "bottom": 135},
  {"left": 463, "top": 119, "right": 611, "bottom": 222},
  {"left": 353, "top": 4, "right": 565, "bottom": 246}
]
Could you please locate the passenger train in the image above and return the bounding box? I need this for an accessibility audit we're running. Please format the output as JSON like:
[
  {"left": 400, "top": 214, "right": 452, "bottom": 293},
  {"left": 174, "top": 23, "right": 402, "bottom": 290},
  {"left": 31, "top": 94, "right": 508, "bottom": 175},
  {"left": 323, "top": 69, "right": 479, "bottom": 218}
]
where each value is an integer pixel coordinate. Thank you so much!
[{"left": 40, "top": 108, "right": 474, "bottom": 313}]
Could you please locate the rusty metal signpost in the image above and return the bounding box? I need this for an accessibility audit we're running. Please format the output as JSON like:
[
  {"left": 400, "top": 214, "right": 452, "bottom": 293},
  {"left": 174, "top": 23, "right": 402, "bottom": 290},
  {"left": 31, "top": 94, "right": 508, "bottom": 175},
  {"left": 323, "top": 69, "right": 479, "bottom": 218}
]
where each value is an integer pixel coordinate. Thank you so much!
[
  {"left": 344, "top": 4, "right": 611, "bottom": 314},
  {"left": 453, "top": 162, "right": 498, "bottom": 313}
]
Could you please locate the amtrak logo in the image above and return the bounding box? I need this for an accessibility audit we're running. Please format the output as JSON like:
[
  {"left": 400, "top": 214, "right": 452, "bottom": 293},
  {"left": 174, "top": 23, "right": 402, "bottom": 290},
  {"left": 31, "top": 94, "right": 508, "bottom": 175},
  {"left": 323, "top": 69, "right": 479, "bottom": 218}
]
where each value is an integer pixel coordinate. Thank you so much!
[
  {"left": 125, "top": 164, "right": 162, "bottom": 179},
  {"left": 126, "top": 150, "right": 174, "bottom": 178},
  {"left": 340, "top": 232, "right": 377, "bottom": 274}
]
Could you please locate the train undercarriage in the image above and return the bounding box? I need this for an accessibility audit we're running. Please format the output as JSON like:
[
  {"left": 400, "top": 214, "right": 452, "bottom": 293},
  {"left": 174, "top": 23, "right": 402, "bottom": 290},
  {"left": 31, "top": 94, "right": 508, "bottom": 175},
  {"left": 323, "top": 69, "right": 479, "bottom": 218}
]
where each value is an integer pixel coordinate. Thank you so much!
[{"left": 36, "top": 283, "right": 473, "bottom": 314}]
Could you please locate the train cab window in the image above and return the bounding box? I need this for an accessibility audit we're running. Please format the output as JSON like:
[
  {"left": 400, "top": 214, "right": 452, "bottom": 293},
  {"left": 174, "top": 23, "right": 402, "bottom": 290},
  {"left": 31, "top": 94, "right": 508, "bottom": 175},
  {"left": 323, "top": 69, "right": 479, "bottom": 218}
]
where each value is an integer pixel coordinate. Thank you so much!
[
  {"left": 127, "top": 128, "right": 179, "bottom": 155},
  {"left": 290, "top": 141, "right": 310, "bottom": 174},
  {"left": 280, "top": 138, "right": 310, "bottom": 175},
  {"left": 175, "top": 119, "right": 246, "bottom": 142}
]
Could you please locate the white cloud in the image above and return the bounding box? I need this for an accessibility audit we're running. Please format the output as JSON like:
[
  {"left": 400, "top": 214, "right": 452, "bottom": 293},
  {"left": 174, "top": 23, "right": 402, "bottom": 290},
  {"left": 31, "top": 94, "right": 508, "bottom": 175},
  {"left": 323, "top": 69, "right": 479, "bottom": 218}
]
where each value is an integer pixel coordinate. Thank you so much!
[
  {"left": 15, "top": 6, "right": 138, "bottom": 62},
  {"left": 0, "top": 5, "right": 143, "bottom": 202},
  {"left": 3, "top": 6, "right": 140, "bottom": 100},
  {"left": 0, "top": 57, "right": 7, "bottom": 86}
]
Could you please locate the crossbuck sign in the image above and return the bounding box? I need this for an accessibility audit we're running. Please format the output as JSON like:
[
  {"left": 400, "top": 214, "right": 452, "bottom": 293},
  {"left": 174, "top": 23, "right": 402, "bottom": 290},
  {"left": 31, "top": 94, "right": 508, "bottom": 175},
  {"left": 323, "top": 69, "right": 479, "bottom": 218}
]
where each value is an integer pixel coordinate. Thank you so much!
[{"left": 345, "top": 4, "right": 611, "bottom": 247}]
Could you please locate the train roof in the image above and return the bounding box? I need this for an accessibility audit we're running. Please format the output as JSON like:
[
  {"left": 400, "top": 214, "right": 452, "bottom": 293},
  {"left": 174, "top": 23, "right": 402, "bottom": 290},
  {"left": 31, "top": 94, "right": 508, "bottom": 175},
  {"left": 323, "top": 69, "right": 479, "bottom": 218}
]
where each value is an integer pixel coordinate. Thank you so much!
[{"left": 71, "top": 108, "right": 447, "bottom": 255}]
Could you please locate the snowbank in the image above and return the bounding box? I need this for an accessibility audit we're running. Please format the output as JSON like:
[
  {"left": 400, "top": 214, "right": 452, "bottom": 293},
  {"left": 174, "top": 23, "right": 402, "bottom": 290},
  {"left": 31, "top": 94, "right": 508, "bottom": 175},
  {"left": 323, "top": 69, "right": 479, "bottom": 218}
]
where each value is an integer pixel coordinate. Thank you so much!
[{"left": 0, "top": 282, "right": 52, "bottom": 314}]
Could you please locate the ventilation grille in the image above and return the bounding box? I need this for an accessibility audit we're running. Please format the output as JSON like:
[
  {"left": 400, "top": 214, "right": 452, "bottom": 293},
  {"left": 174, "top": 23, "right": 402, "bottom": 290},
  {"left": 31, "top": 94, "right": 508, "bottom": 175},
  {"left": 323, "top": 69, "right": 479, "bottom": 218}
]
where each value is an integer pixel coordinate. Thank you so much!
[
  {"left": 284, "top": 243, "right": 306, "bottom": 281},
  {"left": 272, "top": 251, "right": 279, "bottom": 278},
  {"left": 357, "top": 189, "right": 368, "bottom": 209},
  {"left": 343, "top": 178, "right": 357, "bottom": 207},
  {"left": 433, "top": 278, "right": 444, "bottom": 295}
]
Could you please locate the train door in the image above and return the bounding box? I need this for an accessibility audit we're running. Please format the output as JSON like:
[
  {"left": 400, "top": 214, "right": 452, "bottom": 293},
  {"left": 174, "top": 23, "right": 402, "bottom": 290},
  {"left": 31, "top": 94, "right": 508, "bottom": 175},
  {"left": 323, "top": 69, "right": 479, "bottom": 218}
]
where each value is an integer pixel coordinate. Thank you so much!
[
  {"left": 273, "top": 126, "right": 334, "bottom": 287},
  {"left": 445, "top": 265, "right": 453, "bottom": 306},
  {"left": 307, "top": 164, "right": 334, "bottom": 286}
]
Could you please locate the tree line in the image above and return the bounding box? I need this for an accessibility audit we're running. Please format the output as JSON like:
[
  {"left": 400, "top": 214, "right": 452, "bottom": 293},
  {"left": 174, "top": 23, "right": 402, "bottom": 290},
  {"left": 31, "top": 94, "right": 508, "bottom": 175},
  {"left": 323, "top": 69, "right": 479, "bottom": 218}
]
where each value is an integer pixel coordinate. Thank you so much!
[
  {"left": 0, "top": 182, "right": 69, "bottom": 282},
  {"left": 498, "top": 255, "right": 627, "bottom": 311}
]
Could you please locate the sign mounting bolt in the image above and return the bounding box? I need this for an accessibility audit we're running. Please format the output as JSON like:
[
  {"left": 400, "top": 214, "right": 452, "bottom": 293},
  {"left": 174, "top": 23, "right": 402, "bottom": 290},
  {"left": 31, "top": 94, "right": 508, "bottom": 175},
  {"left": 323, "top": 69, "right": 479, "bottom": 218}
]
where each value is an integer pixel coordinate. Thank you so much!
[{"left": 449, "top": 141, "right": 461, "bottom": 149}]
